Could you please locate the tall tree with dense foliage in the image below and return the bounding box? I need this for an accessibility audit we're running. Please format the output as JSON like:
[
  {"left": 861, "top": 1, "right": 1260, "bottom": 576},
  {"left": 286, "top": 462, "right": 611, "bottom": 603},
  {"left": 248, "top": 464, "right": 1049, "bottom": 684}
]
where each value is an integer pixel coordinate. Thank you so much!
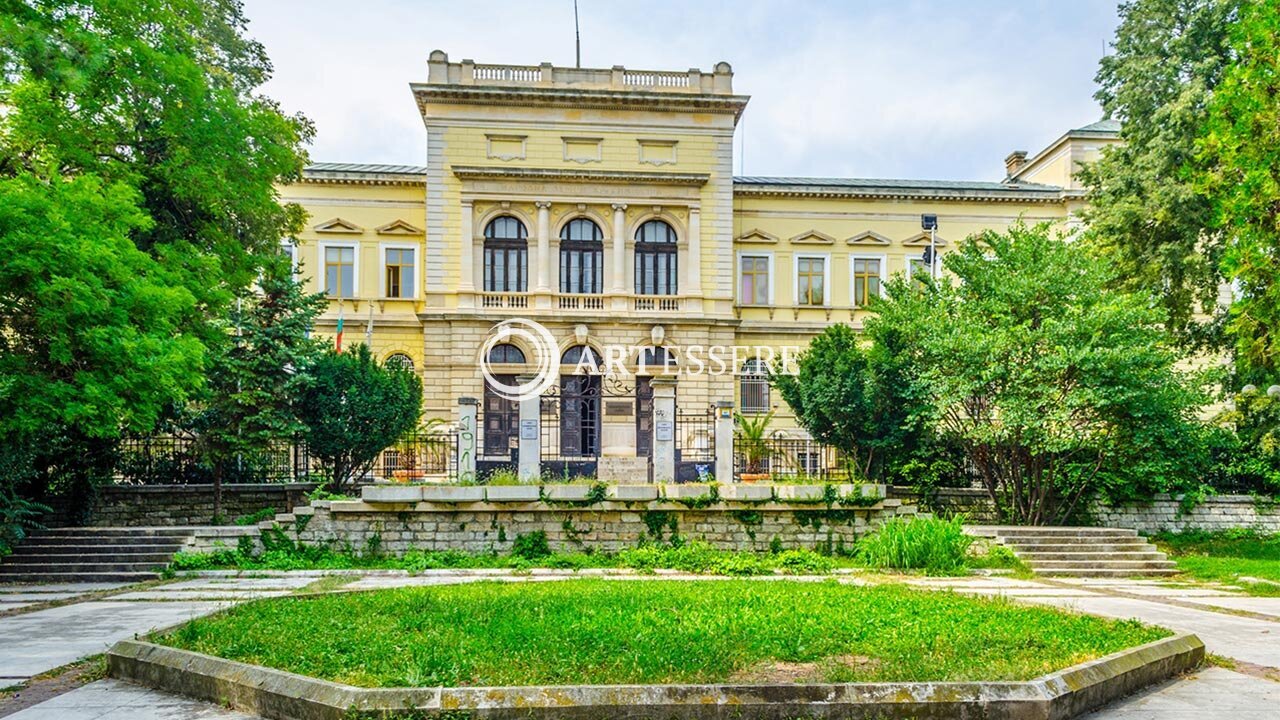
[
  {"left": 771, "top": 324, "right": 924, "bottom": 481},
  {"left": 0, "top": 1, "right": 312, "bottom": 507},
  {"left": 297, "top": 346, "right": 423, "bottom": 490},
  {"left": 193, "top": 253, "right": 327, "bottom": 520},
  {"left": 1198, "top": 0, "right": 1280, "bottom": 378},
  {"left": 1079, "top": 0, "right": 1240, "bottom": 349},
  {"left": 870, "top": 223, "right": 1205, "bottom": 525}
]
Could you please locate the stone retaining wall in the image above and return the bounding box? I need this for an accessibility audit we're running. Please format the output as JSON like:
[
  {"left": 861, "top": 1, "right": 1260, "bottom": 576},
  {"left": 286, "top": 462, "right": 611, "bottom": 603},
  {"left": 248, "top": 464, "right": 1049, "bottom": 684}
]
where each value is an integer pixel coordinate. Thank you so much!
[
  {"left": 889, "top": 486, "right": 1001, "bottom": 523},
  {"left": 278, "top": 494, "right": 915, "bottom": 555},
  {"left": 83, "top": 483, "right": 320, "bottom": 527},
  {"left": 1094, "top": 494, "right": 1280, "bottom": 534}
]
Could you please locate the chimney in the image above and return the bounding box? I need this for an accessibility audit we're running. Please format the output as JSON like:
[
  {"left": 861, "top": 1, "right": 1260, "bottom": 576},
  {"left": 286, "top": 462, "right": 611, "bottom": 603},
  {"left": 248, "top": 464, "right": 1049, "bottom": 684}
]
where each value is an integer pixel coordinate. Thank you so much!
[{"left": 1004, "top": 150, "right": 1029, "bottom": 177}]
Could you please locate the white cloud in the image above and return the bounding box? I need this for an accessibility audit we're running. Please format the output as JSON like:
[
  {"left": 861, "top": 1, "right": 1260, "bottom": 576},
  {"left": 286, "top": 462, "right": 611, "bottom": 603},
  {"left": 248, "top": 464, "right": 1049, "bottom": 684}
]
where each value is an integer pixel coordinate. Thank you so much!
[{"left": 241, "top": 0, "right": 1119, "bottom": 181}]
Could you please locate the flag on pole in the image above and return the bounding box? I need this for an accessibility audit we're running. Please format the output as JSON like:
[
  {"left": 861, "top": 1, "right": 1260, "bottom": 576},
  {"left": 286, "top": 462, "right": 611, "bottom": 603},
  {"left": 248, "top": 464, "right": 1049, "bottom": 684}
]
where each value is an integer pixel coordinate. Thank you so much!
[{"left": 335, "top": 302, "right": 345, "bottom": 352}]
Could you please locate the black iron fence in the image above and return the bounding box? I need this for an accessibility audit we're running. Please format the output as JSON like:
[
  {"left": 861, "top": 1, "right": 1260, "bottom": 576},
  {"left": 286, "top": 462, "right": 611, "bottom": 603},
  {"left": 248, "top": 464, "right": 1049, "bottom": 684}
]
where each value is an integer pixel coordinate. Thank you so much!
[
  {"left": 733, "top": 435, "right": 846, "bottom": 480},
  {"left": 675, "top": 408, "right": 716, "bottom": 482},
  {"left": 114, "top": 430, "right": 457, "bottom": 485}
]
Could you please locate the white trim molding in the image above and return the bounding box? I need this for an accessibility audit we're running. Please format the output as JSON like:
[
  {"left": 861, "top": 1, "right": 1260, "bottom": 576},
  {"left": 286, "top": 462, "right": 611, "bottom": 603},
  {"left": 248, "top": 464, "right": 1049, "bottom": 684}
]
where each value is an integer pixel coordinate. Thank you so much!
[
  {"left": 378, "top": 242, "right": 419, "bottom": 300},
  {"left": 792, "top": 252, "right": 831, "bottom": 307},
  {"left": 735, "top": 250, "right": 775, "bottom": 306}
]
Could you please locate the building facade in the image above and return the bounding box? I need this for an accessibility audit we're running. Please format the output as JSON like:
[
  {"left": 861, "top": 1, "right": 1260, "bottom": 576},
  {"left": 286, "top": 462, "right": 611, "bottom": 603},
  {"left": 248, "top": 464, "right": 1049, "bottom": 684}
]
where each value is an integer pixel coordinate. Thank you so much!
[{"left": 281, "top": 51, "right": 1119, "bottom": 480}]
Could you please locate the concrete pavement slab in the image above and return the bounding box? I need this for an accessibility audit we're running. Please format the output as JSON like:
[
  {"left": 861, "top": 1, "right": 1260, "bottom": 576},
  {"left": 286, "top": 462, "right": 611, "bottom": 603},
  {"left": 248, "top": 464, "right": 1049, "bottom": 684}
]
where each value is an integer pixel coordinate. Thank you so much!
[
  {"left": 162, "top": 577, "right": 315, "bottom": 591},
  {"left": 1086, "top": 667, "right": 1280, "bottom": 719},
  {"left": 105, "top": 590, "right": 292, "bottom": 602},
  {"left": 6, "top": 679, "right": 260, "bottom": 719},
  {"left": 0, "top": 583, "right": 129, "bottom": 594},
  {"left": 1183, "top": 596, "right": 1280, "bottom": 619},
  {"left": 1019, "top": 594, "right": 1280, "bottom": 668},
  {"left": 0, "top": 601, "right": 225, "bottom": 680}
]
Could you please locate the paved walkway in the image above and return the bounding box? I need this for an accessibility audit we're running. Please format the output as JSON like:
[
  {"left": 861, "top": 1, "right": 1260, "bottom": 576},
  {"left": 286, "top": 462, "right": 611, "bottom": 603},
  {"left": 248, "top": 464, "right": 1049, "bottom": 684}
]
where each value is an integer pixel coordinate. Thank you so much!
[{"left": 1, "top": 572, "right": 1278, "bottom": 718}]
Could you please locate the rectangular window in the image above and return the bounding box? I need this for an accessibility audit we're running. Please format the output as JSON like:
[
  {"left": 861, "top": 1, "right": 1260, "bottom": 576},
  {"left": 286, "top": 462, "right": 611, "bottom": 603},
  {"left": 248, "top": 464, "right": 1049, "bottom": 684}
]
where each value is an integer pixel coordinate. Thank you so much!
[
  {"left": 384, "top": 247, "right": 414, "bottom": 298},
  {"left": 740, "top": 255, "right": 770, "bottom": 305},
  {"left": 852, "top": 257, "right": 882, "bottom": 307},
  {"left": 796, "top": 256, "right": 826, "bottom": 306},
  {"left": 908, "top": 257, "right": 931, "bottom": 285},
  {"left": 324, "top": 245, "right": 355, "bottom": 298}
]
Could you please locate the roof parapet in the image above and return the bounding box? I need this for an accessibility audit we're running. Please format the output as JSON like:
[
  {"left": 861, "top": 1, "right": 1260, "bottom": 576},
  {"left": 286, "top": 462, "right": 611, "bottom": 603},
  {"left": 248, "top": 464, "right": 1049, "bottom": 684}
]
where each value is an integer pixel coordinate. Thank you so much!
[{"left": 425, "top": 50, "right": 734, "bottom": 95}]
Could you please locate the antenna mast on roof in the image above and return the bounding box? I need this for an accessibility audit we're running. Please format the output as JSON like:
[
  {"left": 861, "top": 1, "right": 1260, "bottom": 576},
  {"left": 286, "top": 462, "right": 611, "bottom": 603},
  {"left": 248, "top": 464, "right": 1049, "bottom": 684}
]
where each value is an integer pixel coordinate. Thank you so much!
[{"left": 574, "top": 0, "right": 581, "bottom": 68}]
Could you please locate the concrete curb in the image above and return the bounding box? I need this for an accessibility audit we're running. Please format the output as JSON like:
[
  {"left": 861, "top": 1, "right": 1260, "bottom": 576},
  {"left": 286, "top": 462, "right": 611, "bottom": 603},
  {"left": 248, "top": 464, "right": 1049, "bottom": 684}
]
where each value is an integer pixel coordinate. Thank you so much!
[{"left": 108, "top": 633, "right": 1203, "bottom": 720}]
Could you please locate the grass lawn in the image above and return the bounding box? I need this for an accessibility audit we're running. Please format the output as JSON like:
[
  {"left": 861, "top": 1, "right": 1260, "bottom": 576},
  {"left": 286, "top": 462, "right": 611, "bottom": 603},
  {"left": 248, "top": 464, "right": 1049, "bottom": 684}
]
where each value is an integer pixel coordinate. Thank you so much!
[
  {"left": 1154, "top": 530, "right": 1280, "bottom": 595},
  {"left": 157, "top": 579, "right": 1167, "bottom": 687}
]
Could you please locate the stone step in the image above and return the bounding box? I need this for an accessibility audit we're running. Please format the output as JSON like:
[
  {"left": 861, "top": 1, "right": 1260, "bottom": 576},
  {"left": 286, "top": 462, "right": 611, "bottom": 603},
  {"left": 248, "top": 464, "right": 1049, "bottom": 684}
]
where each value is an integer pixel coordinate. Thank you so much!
[
  {"left": 0, "top": 570, "right": 159, "bottom": 584},
  {"left": 1014, "top": 550, "right": 1168, "bottom": 562},
  {"left": 3, "top": 551, "right": 177, "bottom": 563},
  {"left": 1001, "top": 540, "right": 1152, "bottom": 552},
  {"left": 33, "top": 527, "right": 195, "bottom": 538},
  {"left": 995, "top": 527, "right": 1138, "bottom": 539},
  {"left": 1025, "top": 559, "right": 1177, "bottom": 570},
  {"left": 13, "top": 540, "right": 188, "bottom": 553},
  {"left": 1035, "top": 567, "right": 1178, "bottom": 578},
  {"left": 0, "top": 560, "right": 168, "bottom": 574}
]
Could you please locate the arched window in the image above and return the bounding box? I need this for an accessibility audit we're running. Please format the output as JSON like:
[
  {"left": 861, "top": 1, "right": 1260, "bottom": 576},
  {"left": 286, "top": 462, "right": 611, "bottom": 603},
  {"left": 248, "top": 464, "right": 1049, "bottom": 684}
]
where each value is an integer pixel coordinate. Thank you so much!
[
  {"left": 559, "top": 218, "right": 603, "bottom": 294},
  {"left": 487, "top": 343, "right": 526, "bottom": 364},
  {"left": 740, "top": 358, "right": 771, "bottom": 413},
  {"left": 561, "top": 344, "right": 601, "bottom": 367},
  {"left": 385, "top": 353, "right": 415, "bottom": 372},
  {"left": 635, "top": 220, "right": 678, "bottom": 296},
  {"left": 483, "top": 216, "right": 527, "bottom": 292},
  {"left": 638, "top": 346, "right": 678, "bottom": 373}
]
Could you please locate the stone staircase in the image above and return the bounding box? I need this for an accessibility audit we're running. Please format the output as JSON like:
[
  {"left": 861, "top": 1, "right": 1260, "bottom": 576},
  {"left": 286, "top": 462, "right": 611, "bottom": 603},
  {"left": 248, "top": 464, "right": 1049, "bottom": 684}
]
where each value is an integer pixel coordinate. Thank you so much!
[
  {"left": 0, "top": 527, "right": 195, "bottom": 584},
  {"left": 991, "top": 526, "right": 1177, "bottom": 577}
]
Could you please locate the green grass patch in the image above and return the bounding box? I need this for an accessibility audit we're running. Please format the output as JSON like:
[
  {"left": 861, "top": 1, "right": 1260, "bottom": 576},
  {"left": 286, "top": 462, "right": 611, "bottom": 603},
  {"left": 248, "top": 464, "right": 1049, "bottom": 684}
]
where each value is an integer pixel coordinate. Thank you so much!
[
  {"left": 1153, "top": 529, "right": 1280, "bottom": 595},
  {"left": 157, "top": 579, "right": 1168, "bottom": 687}
]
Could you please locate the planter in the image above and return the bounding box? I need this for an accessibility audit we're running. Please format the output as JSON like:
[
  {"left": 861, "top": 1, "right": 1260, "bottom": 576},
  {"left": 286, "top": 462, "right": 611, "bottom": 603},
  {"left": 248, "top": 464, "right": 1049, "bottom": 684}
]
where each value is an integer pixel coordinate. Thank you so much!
[
  {"left": 543, "top": 484, "right": 596, "bottom": 502},
  {"left": 608, "top": 485, "right": 659, "bottom": 502},
  {"left": 844, "top": 483, "right": 886, "bottom": 500},
  {"left": 484, "top": 485, "right": 542, "bottom": 503},
  {"left": 773, "top": 484, "right": 827, "bottom": 503},
  {"left": 738, "top": 473, "right": 770, "bottom": 483},
  {"left": 663, "top": 483, "right": 715, "bottom": 501},
  {"left": 720, "top": 484, "right": 774, "bottom": 502},
  {"left": 420, "top": 485, "right": 486, "bottom": 503},
  {"left": 391, "top": 470, "right": 425, "bottom": 483},
  {"left": 361, "top": 485, "right": 423, "bottom": 504}
]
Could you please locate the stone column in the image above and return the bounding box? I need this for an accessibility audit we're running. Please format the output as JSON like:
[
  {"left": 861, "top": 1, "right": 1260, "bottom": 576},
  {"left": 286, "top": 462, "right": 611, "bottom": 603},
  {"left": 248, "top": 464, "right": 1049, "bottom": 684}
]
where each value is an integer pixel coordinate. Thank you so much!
[
  {"left": 714, "top": 400, "right": 734, "bottom": 483},
  {"left": 611, "top": 203, "right": 628, "bottom": 294},
  {"left": 459, "top": 200, "right": 475, "bottom": 307},
  {"left": 687, "top": 207, "right": 702, "bottom": 299},
  {"left": 516, "top": 375, "right": 541, "bottom": 482},
  {"left": 535, "top": 201, "right": 552, "bottom": 292},
  {"left": 456, "top": 397, "right": 478, "bottom": 484},
  {"left": 651, "top": 377, "right": 677, "bottom": 484}
]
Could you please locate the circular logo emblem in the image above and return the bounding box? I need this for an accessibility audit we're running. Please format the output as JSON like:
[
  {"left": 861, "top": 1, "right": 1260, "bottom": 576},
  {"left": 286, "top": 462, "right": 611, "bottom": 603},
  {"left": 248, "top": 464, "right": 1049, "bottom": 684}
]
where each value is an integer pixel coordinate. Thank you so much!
[{"left": 479, "top": 318, "right": 559, "bottom": 401}]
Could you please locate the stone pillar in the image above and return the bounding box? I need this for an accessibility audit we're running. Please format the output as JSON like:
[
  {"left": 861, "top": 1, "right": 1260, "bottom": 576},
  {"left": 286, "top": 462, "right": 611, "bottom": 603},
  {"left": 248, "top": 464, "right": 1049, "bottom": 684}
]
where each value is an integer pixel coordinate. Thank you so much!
[
  {"left": 535, "top": 201, "right": 551, "bottom": 292},
  {"left": 714, "top": 400, "right": 734, "bottom": 483},
  {"left": 456, "top": 397, "right": 478, "bottom": 484},
  {"left": 517, "top": 375, "right": 541, "bottom": 482},
  {"left": 687, "top": 206, "right": 702, "bottom": 298},
  {"left": 611, "top": 203, "right": 628, "bottom": 294},
  {"left": 651, "top": 377, "right": 677, "bottom": 484},
  {"left": 459, "top": 200, "right": 475, "bottom": 306}
]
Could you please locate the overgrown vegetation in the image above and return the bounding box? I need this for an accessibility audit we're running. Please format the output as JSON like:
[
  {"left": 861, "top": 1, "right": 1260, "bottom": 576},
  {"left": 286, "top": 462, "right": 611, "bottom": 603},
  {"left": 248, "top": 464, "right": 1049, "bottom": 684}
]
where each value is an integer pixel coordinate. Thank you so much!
[
  {"left": 856, "top": 517, "right": 974, "bottom": 575},
  {"left": 1154, "top": 529, "right": 1280, "bottom": 595},
  {"left": 157, "top": 580, "right": 1169, "bottom": 687}
]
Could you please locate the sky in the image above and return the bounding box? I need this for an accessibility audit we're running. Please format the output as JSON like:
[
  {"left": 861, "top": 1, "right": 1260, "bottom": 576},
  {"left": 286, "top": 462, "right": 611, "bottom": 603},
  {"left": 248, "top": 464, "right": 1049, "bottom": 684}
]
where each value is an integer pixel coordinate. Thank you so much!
[{"left": 239, "top": 0, "right": 1122, "bottom": 182}]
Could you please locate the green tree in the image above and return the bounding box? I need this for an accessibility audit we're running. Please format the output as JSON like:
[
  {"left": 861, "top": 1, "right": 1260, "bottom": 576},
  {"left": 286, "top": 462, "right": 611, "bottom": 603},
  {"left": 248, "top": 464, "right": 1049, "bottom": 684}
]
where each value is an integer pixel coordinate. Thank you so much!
[
  {"left": 1079, "top": 0, "right": 1240, "bottom": 349},
  {"left": 1197, "top": 0, "right": 1280, "bottom": 377},
  {"left": 871, "top": 223, "right": 1206, "bottom": 525},
  {"left": 194, "top": 253, "right": 327, "bottom": 520},
  {"left": 0, "top": 1, "right": 312, "bottom": 498},
  {"left": 771, "top": 324, "right": 923, "bottom": 481},
  {"left": 298, "top": 345, "right": 423, "bottom": 490}
]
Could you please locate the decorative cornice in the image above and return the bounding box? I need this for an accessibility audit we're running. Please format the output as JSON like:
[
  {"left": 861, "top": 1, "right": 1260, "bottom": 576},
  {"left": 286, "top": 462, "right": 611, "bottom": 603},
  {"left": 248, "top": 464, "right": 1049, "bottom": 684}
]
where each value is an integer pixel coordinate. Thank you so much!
[
  {"left": 902, "top": 231, "right": 949, "bottom": 247},
  {"left": 413, "top": 84, "right": 750, "bottom": 120},
  {"left": 732, "top": 183, "right": 1065, "bottom": 204},
  {"left": 788, "top": 229, "right": 836, "bottom": 245},
  {"left": 314, "top": 217, "right": 364, "bottom": 234},
  {"left": 735, "top": 229, "right": 779, "bottom": 244},
  {"left": 846, "top": 231, "right": 892, "bottom": 246},
  {"left": 376, "top": 219, "right": 425, "bottom": 236},
  {"left": 452, "top": 166, "right": 710, "bottom": 186}
]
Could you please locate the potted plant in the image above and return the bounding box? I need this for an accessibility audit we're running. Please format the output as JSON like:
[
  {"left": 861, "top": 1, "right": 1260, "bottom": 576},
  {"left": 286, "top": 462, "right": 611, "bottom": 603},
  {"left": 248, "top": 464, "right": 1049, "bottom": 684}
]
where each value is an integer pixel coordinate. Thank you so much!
[
  {"left": 734, "top": 411, "right": 775, "bottom": 482},
  {"left": 390, "top": 417, "right": 446, "bottom": 482}
]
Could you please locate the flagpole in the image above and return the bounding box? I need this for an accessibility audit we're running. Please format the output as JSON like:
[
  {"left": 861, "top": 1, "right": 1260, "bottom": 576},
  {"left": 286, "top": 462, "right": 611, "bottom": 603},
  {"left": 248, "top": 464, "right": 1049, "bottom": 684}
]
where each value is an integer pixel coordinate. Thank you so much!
[{"left": 335, "top": 300, "right": 345, "bottom": 352}]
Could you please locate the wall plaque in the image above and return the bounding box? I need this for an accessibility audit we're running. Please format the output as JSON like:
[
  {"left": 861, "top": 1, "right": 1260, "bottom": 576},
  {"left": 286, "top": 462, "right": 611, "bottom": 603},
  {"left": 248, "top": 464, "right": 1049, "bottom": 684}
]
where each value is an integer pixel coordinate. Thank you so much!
[
  {"left": 519, "top": 419, "right": 538, "bottom": 441},
  {"left": 655, "top": 420, "right": 674, "bottom": 442},
  {"left": 605, "top": 401, "right": 634, "bottom": 417}
]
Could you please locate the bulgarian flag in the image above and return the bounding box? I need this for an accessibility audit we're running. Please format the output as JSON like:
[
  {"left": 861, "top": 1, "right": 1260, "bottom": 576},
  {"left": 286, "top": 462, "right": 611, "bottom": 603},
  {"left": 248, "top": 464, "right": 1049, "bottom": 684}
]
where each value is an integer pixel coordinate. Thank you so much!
[{"left": 335, "top": 302, "right": 345, "bottom": 352}]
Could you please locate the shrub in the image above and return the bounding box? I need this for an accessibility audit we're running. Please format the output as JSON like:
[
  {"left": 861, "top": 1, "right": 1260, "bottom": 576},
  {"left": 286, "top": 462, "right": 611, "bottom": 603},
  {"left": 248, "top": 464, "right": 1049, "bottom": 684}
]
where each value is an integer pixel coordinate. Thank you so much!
[
  {"left": 511, "top": 530, "right": 551, "bottom": 560},
  {"left": 857, "top": 516, "right": 973, "bottom": 574},
  {"left": 776, "top": 548, "right": 836, "bottom": 574},
  {"left": 233, "top": 507, "right": 277, "bottom": 526}
]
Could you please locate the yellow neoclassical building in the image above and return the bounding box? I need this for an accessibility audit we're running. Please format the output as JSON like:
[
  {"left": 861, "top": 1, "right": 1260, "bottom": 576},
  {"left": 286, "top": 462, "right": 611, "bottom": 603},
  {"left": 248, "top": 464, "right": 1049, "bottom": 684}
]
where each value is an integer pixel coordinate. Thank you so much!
[{"left": 281, "top": 51, "right": 1119, "bottom": 479}]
